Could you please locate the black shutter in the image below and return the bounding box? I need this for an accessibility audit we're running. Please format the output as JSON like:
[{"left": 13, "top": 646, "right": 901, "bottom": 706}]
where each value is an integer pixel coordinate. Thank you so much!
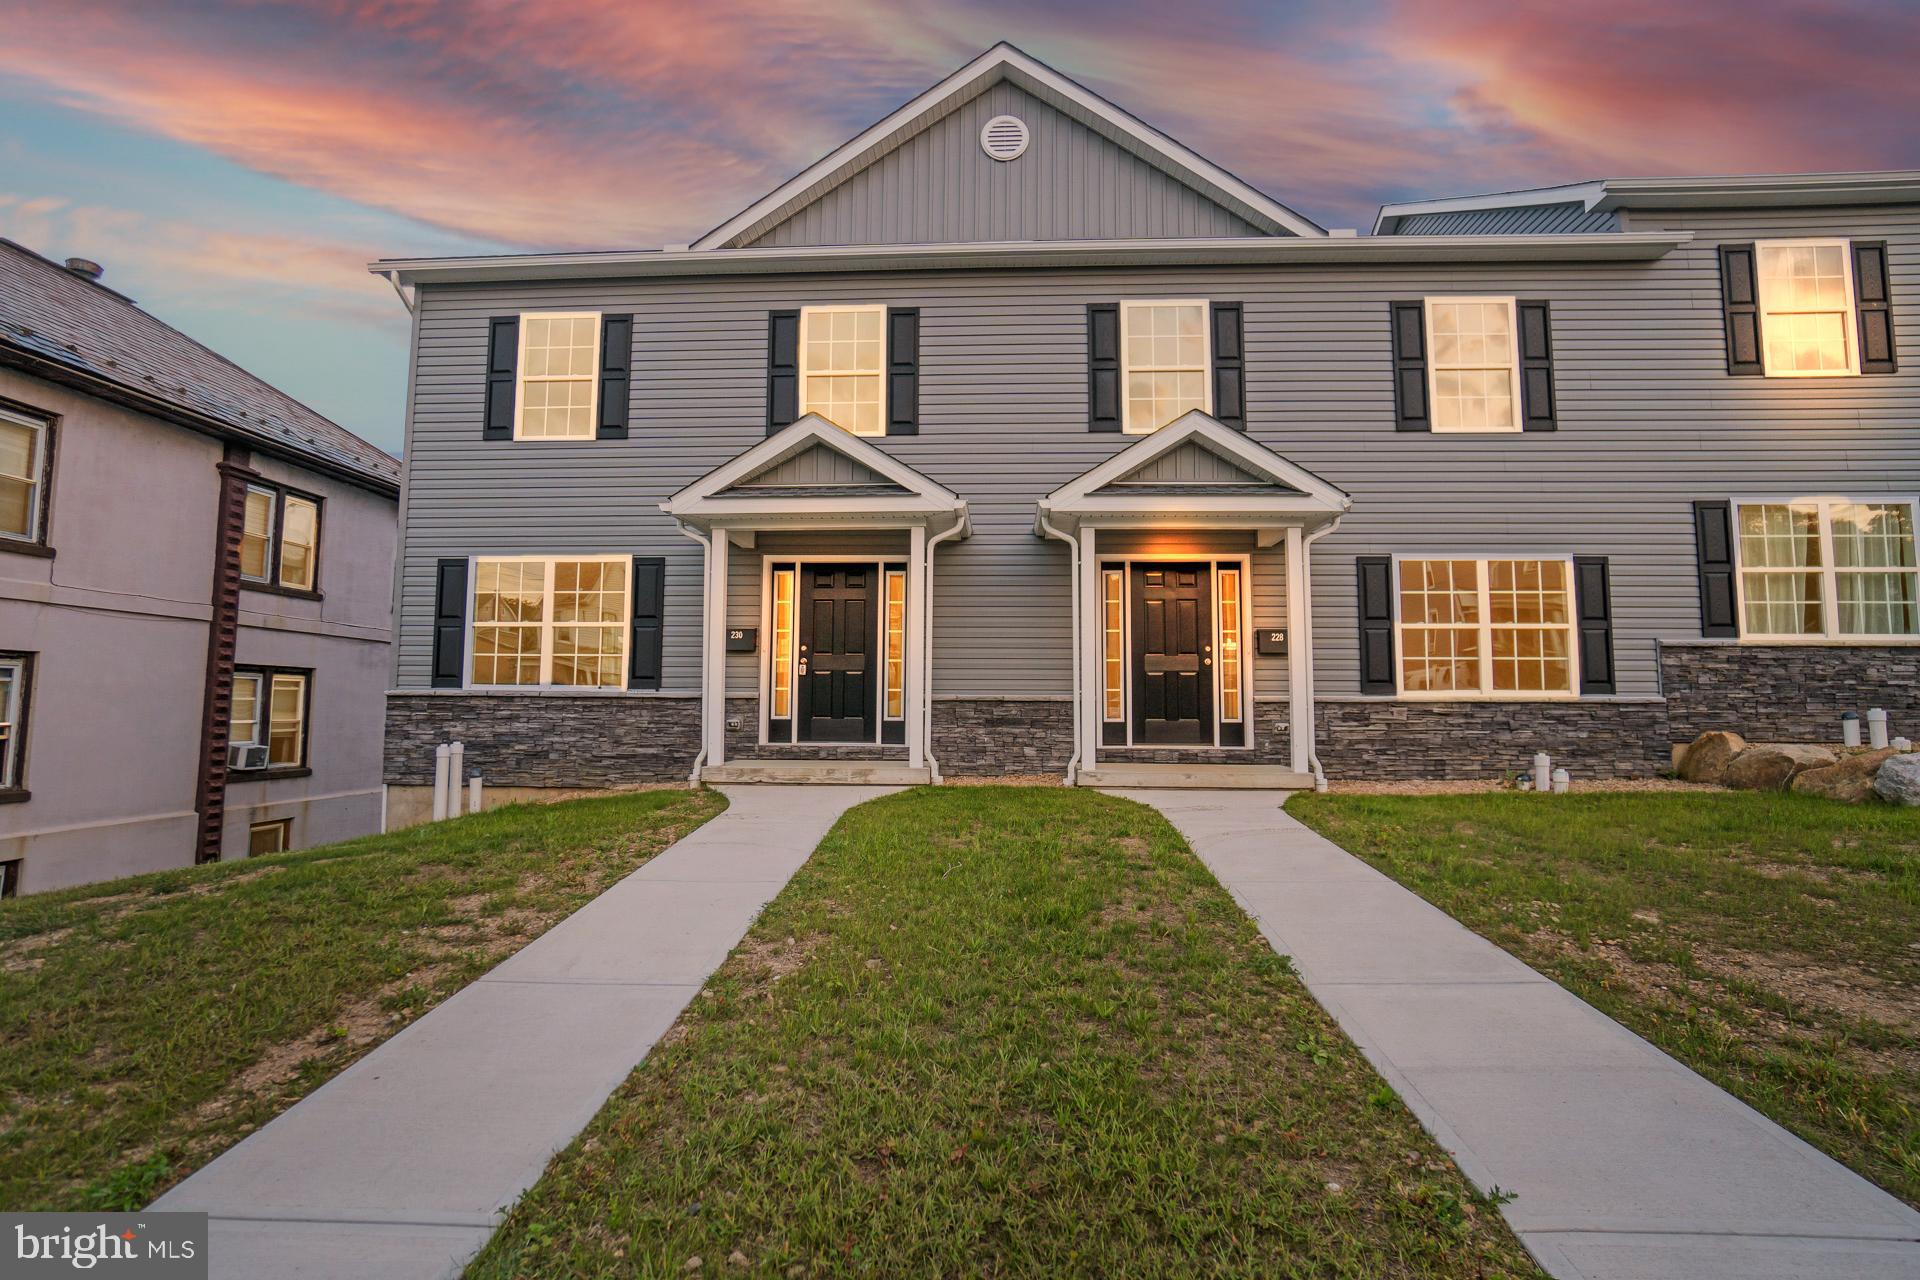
[
  {"left": 1852, "top": 241, "right": 1897, "bottom": 374},
  {"left": 1088, "top": 303, "right": 1121, "bottom": 432},
  {"left": 1517, "top": 300, "right": 1557, "bottom": 431},
  {"left": 1573, "top": 556, "right": 1615, "bottom": 695},
  {"left": 597, "top": 314, "right": 632, "bottom": 439},
  {"left": 431, "top": 558, "right": 468, "bottom": 688},
  {"left": 766, "top": 310, "right": 799, "bottom": 434},
  {"left": 629, "top": 556, "right": 665, "bottom": 690},
  {"left": 1356, "top": 555, "right": 1396, "bottom": 695},
  {"left": 886, "top": 308, "right": 919, "bottom": 435},
  {"left": 1692, "top": 500, "right": 1739, "bottom": 637},
  {"left": 483, "top": 316, "right": 518, "bottom": 439},
  {"left": 1211, "top": 302, "right": 1245, "bottom": 430},
  {"left": 1389, "top": 302, "right": 1429, "bottom": 431},
  {"left": 1718, "top": 245, "right": 1764, "bottom": 376}
]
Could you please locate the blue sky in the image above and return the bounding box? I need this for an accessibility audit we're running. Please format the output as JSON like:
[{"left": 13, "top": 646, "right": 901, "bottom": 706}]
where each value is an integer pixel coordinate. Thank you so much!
[{"left": 3, "top": 1, "right": 1916, "bottom": 455}]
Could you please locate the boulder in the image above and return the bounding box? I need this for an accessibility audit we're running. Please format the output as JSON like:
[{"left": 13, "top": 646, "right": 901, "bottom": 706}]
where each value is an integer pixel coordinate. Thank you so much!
[
  {"left": 1722, "top": 744, "right": 1837, "bottom": 791},
  {"left": 1872, "top": 753, "right": 1920, "bottom": 805},
  {"left": 1790, "top": 748, "right": 1896, "bottom": 803},
  {"left": 1679, "top": 731, "right": 1747, "bottom": 784}
]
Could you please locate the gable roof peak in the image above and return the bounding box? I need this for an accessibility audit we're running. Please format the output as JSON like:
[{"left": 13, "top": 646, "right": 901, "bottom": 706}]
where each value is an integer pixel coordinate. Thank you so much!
[{"left": 692, "top": 43, "right": 1324, "bottom": 250}]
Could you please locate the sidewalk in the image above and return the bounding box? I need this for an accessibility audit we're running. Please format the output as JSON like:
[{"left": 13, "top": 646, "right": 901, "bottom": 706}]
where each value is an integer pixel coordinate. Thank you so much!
[
  {"left": 155, "top": 784, "right": 894, "bottom": 1280},
  {"left": 1118, "top": 789, "right": 1920, "bottom": 1280}
]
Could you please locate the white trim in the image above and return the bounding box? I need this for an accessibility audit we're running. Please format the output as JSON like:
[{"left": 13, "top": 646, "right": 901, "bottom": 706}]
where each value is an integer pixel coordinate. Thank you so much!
[
  {"left": 1119, "top": 300, "right": 1212, "bottom": 435},
  {"left": 512, "top": 311, "right": 601, "bottom": 441},
  {"left": 1729, "top": 495, "right": 1920, "bottom": 643},
  {"left": 756, "top": 555, "right": 910, "bottom": 747},
  {"left": 1753, "top": 239, "right": 1860, "bottom": 378},
  {"left": 688, "top": 43, "right": 1323, "bottom": 249},
  {"left": 1423, "top": 296, "right": 1522, "bottom": 433},
  {"left": 1095, "top": 553, "right": 1254, "bottom": 752},
  {"left": 1391, "top": 554, "right": 1582, "bottom": 701},
  {"left": 463, "top": 553, "right": 633, "bottom": 690},
  {"left": 798, "top": 304, "right": 888, "bottom": 436}
]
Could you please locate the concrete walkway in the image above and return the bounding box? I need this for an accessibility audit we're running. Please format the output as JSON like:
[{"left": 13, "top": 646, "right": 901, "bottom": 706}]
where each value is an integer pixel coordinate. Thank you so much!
[
  {"left": 1117, "top": 789, "right": 1920, "bottom": 1280},
  {"left": 155, "top": 785, "right": 893, "bottom": 1280}
]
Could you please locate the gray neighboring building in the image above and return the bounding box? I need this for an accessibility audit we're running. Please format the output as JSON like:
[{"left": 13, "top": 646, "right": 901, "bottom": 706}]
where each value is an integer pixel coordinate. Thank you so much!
[
  {"left": 0, "top": 238, "right": 398, "bottom": 893},
  {"left": 373, "top": 43, "right": 1919, "bottom": 798}
]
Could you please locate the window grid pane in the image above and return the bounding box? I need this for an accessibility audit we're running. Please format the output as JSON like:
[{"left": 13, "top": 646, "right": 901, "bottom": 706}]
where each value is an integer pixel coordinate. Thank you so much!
[
  {"left": 1217, "top": 569, "right": 1242, "bottom": 723},
  {"left": 241, "top": 487, "right": 275, "bottom": 579},
  {"left": 883, "top": 571, "right": 905, "bottom": 720},
  {"left": 1428, "top": 301, "right": 1517, "bottom": 431},
  {"left": 471, "top": 558, "right": 632, "bottom": 686},
  {"left": 1758, "top": 243, "right": 1853, "bottom": 374},
  {"left": 771, "top": 570, "right": 795, "bottom": 720},
  {"left": 517, "top": 314, "right": 598, "bottom": 439},
  {"left": 1103, "top": 570, "right": 1124, "bottom": 721},
  {"left": 1122, "top": 303, "right": 1207, "bottom": 432},
  {"left": 280, "top": 496, "right": 318, "bottom": 590},
  {"left": 1399, "top": 559, "right": 1484, "bottom": 693},
  {"left": 268, "top": 674, "right": 305, "bottom": 766},
  {"left": 800, "top": 308, "right": 885, "bottom": 436},
  {"left": 231, "top": 673, "right": 262, "bottom": 746},
  {"left": 0, "top": 419, "right": 39, "bottom": 538}
]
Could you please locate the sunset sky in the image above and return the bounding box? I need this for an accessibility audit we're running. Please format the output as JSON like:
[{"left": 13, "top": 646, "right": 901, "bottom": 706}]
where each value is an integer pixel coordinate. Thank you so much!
[{"left": 3, "top": 0, "right": 1917, "bottom": 453}]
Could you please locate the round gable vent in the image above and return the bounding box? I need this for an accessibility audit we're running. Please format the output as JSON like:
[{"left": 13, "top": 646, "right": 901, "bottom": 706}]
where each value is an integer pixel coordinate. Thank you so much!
[{"left": 980, "top": 115, "right": 1030, "bottom": 162}]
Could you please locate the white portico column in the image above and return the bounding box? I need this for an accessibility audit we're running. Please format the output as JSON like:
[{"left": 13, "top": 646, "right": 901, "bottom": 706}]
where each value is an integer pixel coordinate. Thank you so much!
[
  {"left": 906, "top": 523, "right": 928, "bottom": 770},
  {"left": 703, "top": 528, "right": 731, "bottom": 767},
  {"left": 1078, "top": 524, "right": 1101, "bottom": 773},
  {"left": 1284, "top": 524, "right": 1312, "bottom": 774}
]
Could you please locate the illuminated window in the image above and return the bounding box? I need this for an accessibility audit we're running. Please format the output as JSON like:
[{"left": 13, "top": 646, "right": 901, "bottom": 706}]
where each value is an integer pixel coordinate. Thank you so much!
[
  {"left": 1121, "top": 301, "right": 1210, "bottom": 433},
  {"left": 1425, "top": 298, "right": 1518, "bottom": 432},
  {"left": 280, "top": 495, "right": 318, "bottom": 590},
  {"left": 0, "top": 653, "right": 29, "bottom": 788},
  {"left": 1398, "top": 558, "right": 1575, "bottom": 697},
  {"left": 1755, "top": 241, "right": 1857, "bottom": 377},
  {"left": 516, "top": 312, "right": 600, "bottom": 439},
  {"left": 239, "top": 483, "right": 322, "bottom": 589},
  {"left": 883, "top": 569, "right": 905, "bottom": 719},
  {"left": 241, "top": 485, "right": 276, "bottom": 580},
  {"left": 0, "top": 408, "right": 47, "bottom": 542},
  {"left": 470, "top": 556, "right": 629, "bottom": 687},
  {"left": 799, "top": 306, "right": 886, "bottom": 436},
  {"left": 230, "top": 667, "right": 309, "bottom": 768},
  {"left": 1102, "top": 569, "right": 1124, "bottom": 720},
  {"left": 1217, "top": 568, "right": 1242, "bottom": 722},
  {"left": 1735, "top": 499, "right": 1918, "bottom": 638},
  {"left": 770, "top": 568, "right": 795, "bottom": 719}
]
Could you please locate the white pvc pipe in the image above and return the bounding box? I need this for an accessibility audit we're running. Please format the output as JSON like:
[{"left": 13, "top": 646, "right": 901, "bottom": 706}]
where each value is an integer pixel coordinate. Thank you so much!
[
  {"left": 1868, "top": 707, "right": 1889, "bottom": 750},
  {"left": 431, "top": 743, "right": 450, "bottom": 821},
  {"left": 469, "top": 775, "right": 484, "bottom": 815},
  {"left": 1036, "top": 514, "right": 1082, "bottom": 786},
  {"left": 447, "top": 741, "right": 465, "bottom": 816}
]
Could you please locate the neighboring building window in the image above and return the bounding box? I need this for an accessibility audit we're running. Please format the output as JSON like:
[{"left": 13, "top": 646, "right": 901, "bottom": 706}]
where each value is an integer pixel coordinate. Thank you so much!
[
  {"left": 1217, "top": 567, "right": 1243, "bottom": 724},
  {"left": 0, "top": 653, "right": 29, "bottom": 789},
  {"left": 239, "top": 482, "right": 323, "bottom": 591},
  {"left": 1102, "top": 569, "right": 1124, "bottom": 721},
  {"left": 248, "top": 819, "right": 292, "bottom": 857},
  {"left": 516, "top": 312, "right": 601, "bottom": 440},
  {"left": 0, "top": 407, "right": 48, "bottom": 543},
  {"left": 0, "top": 857, "right": 18, "bottom": 898},
  {"left": 1734, "top": 499, "right": 1919, "bottom": 639},
  {"left": 1397, "top": 558, "right": 1576, "bottom": 697},
  {"left": 799, "top": 306, "right": 885, "bottom": 437},
  {"left": 1121, "top": 300, "right": 1209, "bottom": 434},
  {"left": 230, "top": 668, "right": 309, "bottom": 769},
  {"left": 770, "top": 568, "right": 795, "bottom": 720},
  {"left": 1425, "top": 298, "right": 1519, "bottom": 432},
  {"left": 470, "top": 556, "right": 630, "bottom": 687},
  {"left": 883, "top": 568, "right": 906, "bottom": 721},
  {"left": 1755, "top": 241, "right": 1857, "bottom": 377}
]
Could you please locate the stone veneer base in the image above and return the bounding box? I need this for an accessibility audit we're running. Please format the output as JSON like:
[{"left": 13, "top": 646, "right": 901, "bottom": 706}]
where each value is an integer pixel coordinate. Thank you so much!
[{"left": 1660, "top": 641, "right": 1920, "bottom": 744}]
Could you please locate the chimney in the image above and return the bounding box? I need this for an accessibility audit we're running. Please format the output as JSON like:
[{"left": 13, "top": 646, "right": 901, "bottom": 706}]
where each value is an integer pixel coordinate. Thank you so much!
[{"left": 63, "top": 257, "right": 104, "bottom": 282}]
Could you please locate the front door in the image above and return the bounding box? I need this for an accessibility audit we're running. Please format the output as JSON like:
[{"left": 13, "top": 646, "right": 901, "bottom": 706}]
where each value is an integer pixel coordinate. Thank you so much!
[
  {"left": 1132, "top": 563, "right": 1214, "bottom": 745},
  {"left": 798, "top": 564, "right": 877, "bottom": 742}
]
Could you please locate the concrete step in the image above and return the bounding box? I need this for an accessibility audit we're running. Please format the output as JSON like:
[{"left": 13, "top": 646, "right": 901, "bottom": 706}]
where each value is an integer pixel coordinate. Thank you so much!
[
  {"left": 1080, "top": 763, "right": 1313, "bottom": 790},
  {"left": 702, "top": 759, "right": 932, "bottom": 786}
]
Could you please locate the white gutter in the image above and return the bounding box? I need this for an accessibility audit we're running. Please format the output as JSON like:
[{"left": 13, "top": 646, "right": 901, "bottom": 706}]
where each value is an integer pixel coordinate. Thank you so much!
[
  {"left": 1299, "top": 516, "right": 1343, "bottom": 792},
  {"left": 1036, "top": 514, "right": 1082, "bottom": 786},
  {"left": 676, "top": 524, "right": 715, "bottom": 785},
  {"left": 920, "top": 519, "right": 968, "bottom": 784}
]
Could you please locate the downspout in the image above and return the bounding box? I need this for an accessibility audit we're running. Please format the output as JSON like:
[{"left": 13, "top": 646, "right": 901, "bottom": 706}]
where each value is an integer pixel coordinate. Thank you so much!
[
  {"left": 921, "top": 517, "right": 967, "bottom": 784},
  {"left": 676, "top": 523, "right": 714, "bottom": 785},
  {"left": 1036, "top": 513, "right": 1082, "bottom": 786},
  {"left": 1300, "top": 515, "right": 1345, "bottom": 792}
]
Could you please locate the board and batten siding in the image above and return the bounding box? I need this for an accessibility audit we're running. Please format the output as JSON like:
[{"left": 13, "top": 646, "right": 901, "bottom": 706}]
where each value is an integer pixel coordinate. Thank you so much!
[
  {"left": 396, "top": 202, "right": 1920, "bottom": 704},
  {"left": 742, "top": 81, "right": 1268, "bottom": 249}
]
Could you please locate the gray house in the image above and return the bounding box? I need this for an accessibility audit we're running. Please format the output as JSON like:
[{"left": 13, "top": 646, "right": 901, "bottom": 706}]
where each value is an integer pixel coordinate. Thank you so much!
[
  {"left": 374, "top": 44, "right": 1917, "bottom": 800},
  {"left": 0, "top": 239, "right": 399, "bottom": 892}
]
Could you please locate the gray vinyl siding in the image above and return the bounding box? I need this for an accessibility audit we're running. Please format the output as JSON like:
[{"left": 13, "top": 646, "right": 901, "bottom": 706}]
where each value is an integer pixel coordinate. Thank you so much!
[
  {"left": 743, "top": 82, "right": 1268, "bottom": 248},
  {"left": 1115, "top": 440, "right": 1271, "bottom": 485},
  {"left": 396, "top": 201, "right": 1919, "bottom": 706},
  {"left": 736, "top": 443, "right": 890, "bottom": 487},
  {"left": 1391, "top": 202, "right": 1620, "bottom": 235}
]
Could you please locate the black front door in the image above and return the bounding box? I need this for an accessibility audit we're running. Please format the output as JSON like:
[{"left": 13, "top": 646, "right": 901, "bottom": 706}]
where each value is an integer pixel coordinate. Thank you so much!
[
  {"left": 1132, "top": 563, "right": 1214, "bottom": 745},
  {"left": 798, "top": 564, "right": 876, "bottom": 742}
]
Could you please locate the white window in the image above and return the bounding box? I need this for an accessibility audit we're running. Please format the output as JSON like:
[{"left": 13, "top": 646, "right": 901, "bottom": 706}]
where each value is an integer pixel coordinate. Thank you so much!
[
  {"left": 1121, "top": 301, "right": 1210, "bottom": 434},
  {"left": 470, "top": 556, "right": 630, "bottom": 687},
  {"left": 239, "top": 483, "right": 323, "bottom": 589},
  {"left": 1101, "top": 569, "right": 1124, "bottom": 721},
  {"left": 231, "top": 669, "right": 308, "bottom": 768},
  {"left": 1734, "top": 499, "right": 1919, "bottom": 639},
  {"left": 1425, "top": 298, "right": 1519, "bottom": 432},
  {"left": 0, "top": 654, "right": 27, "bottom": 788},
  {"left": 1397, "top": 558, "right": 1577, "bottom": 698},
  {"left": 770, "top": 567, "right": 796, "bottom": 719},
  {"left": 240, "top": 486, "right": 276, "bottom": 580},
  {"left": 516, "top": 313, "right": 601, "bottom": 440},
  {"left": 0, "top": 408, "right": 46, "bottom": 541},
  {"left": 883, "top": 569, "right": 906, "bottom": 720},
  {"left": 280, "top": 495, "right": 319, "bottom": 590},
  {"left": 799, "top": 306, "right": 886, "bottom": 437},
  {"left": 1755, "top": 240, "right": 1857, "bottom": 377}
]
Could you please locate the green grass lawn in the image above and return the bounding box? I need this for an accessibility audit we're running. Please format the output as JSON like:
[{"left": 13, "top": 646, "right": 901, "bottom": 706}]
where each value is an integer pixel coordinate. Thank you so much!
[
  {"left": 1289, "top": 791, "right": 1920, "bottom": 1207},
  {"left": 469, "top": 786, "right": 1540, "bottom": 1279},
  {"left": 0, "top": 788, "right": 723, "bottom": 1212}
]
